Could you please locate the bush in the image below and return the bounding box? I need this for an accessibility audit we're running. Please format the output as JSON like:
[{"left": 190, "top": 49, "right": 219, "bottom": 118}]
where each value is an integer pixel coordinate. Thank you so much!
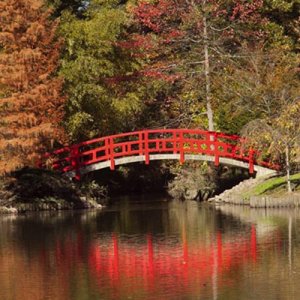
[{"left": 168, "top": 163, "right": 217, "bottom": 201}]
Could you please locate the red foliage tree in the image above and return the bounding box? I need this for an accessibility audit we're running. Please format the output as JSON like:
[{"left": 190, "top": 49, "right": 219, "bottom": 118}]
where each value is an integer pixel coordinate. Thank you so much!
[
  {"left": 117, "top": 0, "right": 267, "bottom": 130},
  {"left": 0, "top": 0, "right": 65, "bottom": 174}
]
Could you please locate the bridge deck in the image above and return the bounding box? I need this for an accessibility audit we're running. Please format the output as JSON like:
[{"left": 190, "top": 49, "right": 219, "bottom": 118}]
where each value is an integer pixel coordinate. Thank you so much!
[{"left": 41, "top": 129, "right": 279, "bottom": 179}]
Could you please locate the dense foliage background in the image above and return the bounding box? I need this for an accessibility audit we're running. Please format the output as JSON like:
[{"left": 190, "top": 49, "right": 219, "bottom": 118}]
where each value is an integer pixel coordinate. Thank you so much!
[{"left": 0, "top": 0, "right": 299, "bottom": 184}]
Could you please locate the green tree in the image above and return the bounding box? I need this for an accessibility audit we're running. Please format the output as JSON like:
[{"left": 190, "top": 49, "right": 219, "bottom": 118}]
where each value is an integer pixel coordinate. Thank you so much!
[
  {"left": 60, "top": 0, "right": 146, "bottom": 141},
  {"left": 262, "top": 0, "right": 300, "bottom": 52}
]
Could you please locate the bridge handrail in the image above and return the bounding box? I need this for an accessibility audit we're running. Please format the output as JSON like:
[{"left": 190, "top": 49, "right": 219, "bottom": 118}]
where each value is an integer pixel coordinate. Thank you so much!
[{"left": 40, "top": 129, "right": 279, "bottom": 179}]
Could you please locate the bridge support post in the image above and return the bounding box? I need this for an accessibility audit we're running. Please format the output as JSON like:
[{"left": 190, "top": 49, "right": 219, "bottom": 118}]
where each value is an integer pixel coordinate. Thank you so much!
[
  {"left": 144, "top": 131, "right": 149, "bottom": 165},
  {"left": 249, "top": 149, "right": 254, "bottom": 174},
  {"left": 179, "top": 131, "right": 185, "bottom": 164},
  {"left": 214, "top": 155, "right": 219, "bottom": 167},
  {"left": 211, "top": 132, "right": 219, "bottom": 167},
  {"left": 70, "top": 145, "right": 81, "bottom": 180},
  {"left": 109, "top": 137, "right": 115, "bottom": 170}
]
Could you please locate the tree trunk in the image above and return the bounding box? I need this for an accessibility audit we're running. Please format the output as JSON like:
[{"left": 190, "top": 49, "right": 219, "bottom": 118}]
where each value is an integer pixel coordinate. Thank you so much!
[
  {"left": 285, "top": 145, "right": 292, "bottom": 193},
  {"left": 202, "top": 3, "right": 214, "bottom": 132}
]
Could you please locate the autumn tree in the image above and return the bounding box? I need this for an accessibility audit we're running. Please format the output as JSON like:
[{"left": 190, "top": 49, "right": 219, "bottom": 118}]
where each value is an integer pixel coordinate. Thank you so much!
[
  {"left": 0, "top": 0, "right": 65, "bottom": 174},
  {"left": 118, "top": 0, "right": 269, "bottom": 131},
  {"left": 213, "top": 0, "right": 300, "bottom": 133},
  {"left": 215, "top": 47, "right": 300, "bottom": 132},
  {"left": 242, "top": 100, "right": 300, "bottom": 192}
]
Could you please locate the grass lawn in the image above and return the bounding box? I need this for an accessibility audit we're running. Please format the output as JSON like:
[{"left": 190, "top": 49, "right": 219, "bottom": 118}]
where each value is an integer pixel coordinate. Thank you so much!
[{"left": 243, "top": 173, "right": 300, "bottom": 199}]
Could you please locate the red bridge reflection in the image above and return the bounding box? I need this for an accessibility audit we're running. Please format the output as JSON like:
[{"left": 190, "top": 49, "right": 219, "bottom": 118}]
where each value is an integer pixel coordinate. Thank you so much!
[
  {"left": 87, "top": 226, "right": 258, "bottom": 297},
  {"left": 51, "top": 225, "right": 281, "bottom": 299}
]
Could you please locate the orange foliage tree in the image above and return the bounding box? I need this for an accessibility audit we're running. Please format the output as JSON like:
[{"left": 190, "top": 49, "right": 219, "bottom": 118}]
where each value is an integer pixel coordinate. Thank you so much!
[{"left": 0, "top": 0, "right": 65, "bottom": 174}]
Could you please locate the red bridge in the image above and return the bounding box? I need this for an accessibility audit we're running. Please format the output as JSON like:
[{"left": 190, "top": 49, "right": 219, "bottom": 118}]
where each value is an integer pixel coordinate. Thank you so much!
[{"left": 43, "top": 129, "right": 278, "bottom": 180}]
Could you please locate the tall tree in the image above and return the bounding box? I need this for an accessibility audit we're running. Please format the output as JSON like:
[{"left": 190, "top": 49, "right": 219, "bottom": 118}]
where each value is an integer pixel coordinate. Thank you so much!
[
  {"left": 60, "top": 0, "right": 149, "bottom": 141},
  {"left": 242, "top": 100, "right": 300, "bottom": 192},
  {"left": 120, "top": 0, "right": 267, "bottom": 130},
  {"left": 0, "top": 0, "right": 65, "bottom": 174},
  {"left": 215, "top": 48, "right": 300, "bottom": 133}
]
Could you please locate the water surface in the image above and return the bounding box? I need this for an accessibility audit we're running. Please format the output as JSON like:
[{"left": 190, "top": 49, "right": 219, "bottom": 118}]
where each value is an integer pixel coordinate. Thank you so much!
[{"left": 0, "top": 196, "right": 299, "bottom": 299}]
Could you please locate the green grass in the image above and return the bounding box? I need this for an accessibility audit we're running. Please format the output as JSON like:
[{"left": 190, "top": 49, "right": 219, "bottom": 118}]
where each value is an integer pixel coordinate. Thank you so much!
[{"left": 243, "top": 173, "right": 300, "bottom": 199}]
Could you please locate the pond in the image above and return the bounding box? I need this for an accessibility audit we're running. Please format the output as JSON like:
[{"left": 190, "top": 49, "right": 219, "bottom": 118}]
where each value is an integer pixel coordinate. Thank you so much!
[{"left": 0, "top": 196, "right": 299, "bottom": 299}]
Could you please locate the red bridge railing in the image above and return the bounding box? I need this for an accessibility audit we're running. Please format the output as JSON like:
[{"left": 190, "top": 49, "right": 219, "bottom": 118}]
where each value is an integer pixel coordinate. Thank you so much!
[{"left": 41, "top": 129, "right": 278, "bottom": 179}]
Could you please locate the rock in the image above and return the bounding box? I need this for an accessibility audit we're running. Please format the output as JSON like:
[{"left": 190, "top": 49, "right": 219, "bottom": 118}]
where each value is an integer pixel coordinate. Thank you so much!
[
  {"left": 250, "top": 193, "right": 300, "bottom": 208},
  {"left": 0, "top": 206, "right": 18, "bottom": 214},
  {"left": 0, "top": 168, "right": 108, "bottom": 212},
  {"left": 210, "top": 176, "right": 274, "bottom": 205},
  {"left": 184, "top": 189, "right": 199, "bottom": 201}
]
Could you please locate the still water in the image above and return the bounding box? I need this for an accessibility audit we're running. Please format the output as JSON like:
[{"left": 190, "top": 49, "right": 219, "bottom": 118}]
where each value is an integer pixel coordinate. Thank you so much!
[{"left": 0, "top": 196, "right": 300, "bottom": 300}]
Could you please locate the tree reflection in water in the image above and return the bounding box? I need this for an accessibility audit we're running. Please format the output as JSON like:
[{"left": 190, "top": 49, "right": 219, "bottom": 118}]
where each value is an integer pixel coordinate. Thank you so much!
[{"left": 1, "top": 200, "right": 298, "bottom": 300}]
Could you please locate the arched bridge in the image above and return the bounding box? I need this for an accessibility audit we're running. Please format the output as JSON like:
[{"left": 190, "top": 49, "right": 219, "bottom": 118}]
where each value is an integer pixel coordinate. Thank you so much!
[{"left": 42, "top": 129, "right": 279, "bottom": 180}]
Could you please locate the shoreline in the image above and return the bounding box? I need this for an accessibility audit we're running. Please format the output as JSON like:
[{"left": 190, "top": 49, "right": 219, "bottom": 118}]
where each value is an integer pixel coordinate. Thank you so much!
[
  {"left": 212, "top": 192, "right": 300, "bottom": 208},
  {"left": 1, "top": 169, "right": 300, "bottom": 214},
  {"left": 0, "top": 198, "right": 104, "bottom": 215},
  {"left": 210, "top": 173, "right": 300, "bottom": 208},
  {"left": 2, "top": 193, "right": 300, "bottom": 215}
]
